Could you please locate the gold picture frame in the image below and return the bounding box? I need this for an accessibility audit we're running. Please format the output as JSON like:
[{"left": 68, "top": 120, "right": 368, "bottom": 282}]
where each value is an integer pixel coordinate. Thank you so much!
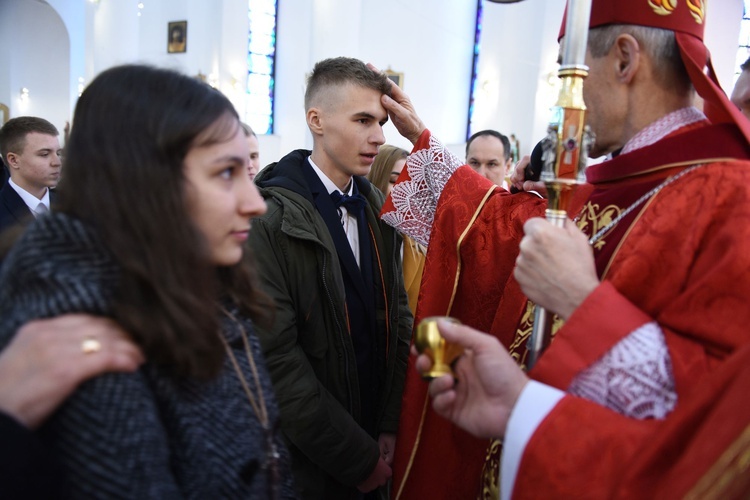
[
  {"left": 167, "top": 21, "right": 187, "bottom": 54},
  {"left": 384, "top": 69, "right": 404, "bottom": 89}
]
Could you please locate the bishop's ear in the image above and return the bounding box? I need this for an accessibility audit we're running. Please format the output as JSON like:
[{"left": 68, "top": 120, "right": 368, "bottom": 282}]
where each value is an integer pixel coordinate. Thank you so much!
[{"left": 612, "top": 34, "right": 641, "bottom": 83}]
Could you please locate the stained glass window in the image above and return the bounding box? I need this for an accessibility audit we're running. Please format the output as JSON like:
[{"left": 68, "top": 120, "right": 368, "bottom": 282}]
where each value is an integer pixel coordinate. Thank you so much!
[
  {"left": 247, "top": 0, "right": 277, "bottom": 134},
  {"left": 735, "top": 0, "right": 750, "bottom": 86},
  {"left": 466, "top": 0, "right": 483, "bottom": 140}
]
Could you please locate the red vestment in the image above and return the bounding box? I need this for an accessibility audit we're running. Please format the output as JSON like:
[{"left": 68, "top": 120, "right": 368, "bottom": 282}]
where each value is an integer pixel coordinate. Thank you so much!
[
  {"left": 382, "top": 120, "right": 750, "bottom": 499},
  {"left": 382, "top": 131, "right": 548, "bottom": 500},
  {"left": 514, "top": 341, "right": 750, "bottom": 499},
  {"left": 513, "top": 122, "right": 750, "bottom": 498}
]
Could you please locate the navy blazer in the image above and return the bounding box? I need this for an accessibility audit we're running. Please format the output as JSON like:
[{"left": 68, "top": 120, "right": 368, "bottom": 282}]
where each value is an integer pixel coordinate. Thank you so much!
[
  {"left": 0, "top": 184, "right": 56, "bottom": 236},
  {"left": 0, "top": 161, "right": 8, "bottom": 190}
]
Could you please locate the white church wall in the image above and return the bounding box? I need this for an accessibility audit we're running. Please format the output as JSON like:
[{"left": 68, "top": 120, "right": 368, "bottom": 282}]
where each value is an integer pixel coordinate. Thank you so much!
[
  {"left": 271, "top": 0, "right": 476, "bottom": 162},
  {"left": 706, "top": 0, "right": 743, "bottom": 88},
  {"left": 0, "top": 0, "right": 70, "bottom": 133},
  {"left": 472, "top": 0, "right": 567, "bottom": 157}
]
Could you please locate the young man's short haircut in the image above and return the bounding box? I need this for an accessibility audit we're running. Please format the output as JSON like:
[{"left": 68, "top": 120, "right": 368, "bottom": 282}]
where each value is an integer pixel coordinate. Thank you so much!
[
  {"left": 304, "top": 57, "right": 392, "bottom": 110},
  {"left": 240, "top": 122, "right": 257, "bottom": 138},
  {"left": 0, "top": 116, "right": 59, "bottom": 162}
]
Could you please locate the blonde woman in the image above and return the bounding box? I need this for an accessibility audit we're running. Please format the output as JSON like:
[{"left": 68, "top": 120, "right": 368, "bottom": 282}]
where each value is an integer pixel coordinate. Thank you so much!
[{"left": 367, "top": 145, "right": 425, "bottom": 315}]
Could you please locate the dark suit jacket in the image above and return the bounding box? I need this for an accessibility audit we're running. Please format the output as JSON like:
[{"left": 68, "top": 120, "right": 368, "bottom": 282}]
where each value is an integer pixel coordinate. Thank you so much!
[
  {"left": 0, "top": 183, "right": 33, "bottom": 236},
  {"left": 0, "top": 412, "right": 62, "bottom": 499},
  {"left": 0, "top": 159, "right": 8, "bottom": 190},
  {"left": 0, "top": 184, "right": 56, "bottom": 236}
]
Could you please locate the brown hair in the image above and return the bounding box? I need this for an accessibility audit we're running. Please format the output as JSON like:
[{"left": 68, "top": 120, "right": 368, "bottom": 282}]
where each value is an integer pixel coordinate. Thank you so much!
[
  {"left": 240, "top": 122, "right": 257, "bottom": 138},
  {"left": 367, "top": 144, "right": 408, "bottom": 194},
  {"left": 304, "top": 57, "right": 392, "bottom": 110},
  {"left": 57, "top": 64, "right": 272, "bottom": 380},
  {"left": 0, "top": 116, "right": 58, "bottom": 163}
]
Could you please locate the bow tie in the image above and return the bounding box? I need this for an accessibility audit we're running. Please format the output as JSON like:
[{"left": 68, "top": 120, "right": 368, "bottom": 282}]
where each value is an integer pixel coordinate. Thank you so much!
[{"left": 330, "top": 190, "right": 367, "bottom": 217}]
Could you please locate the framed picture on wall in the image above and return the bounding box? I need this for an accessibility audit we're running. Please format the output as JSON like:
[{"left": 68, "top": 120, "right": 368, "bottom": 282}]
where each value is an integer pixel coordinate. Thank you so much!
[
  {"left": 384, "top": 69, "right": 404, "bottom": 89},
  {"left": 167, "top": 21, "right": 187, "bottom": 54}
]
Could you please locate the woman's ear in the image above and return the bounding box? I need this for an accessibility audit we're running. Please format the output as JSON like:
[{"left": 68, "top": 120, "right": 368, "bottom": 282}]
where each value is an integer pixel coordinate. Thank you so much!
[{"left": 612, "top": 33, "right": 641, "bottom": 84}]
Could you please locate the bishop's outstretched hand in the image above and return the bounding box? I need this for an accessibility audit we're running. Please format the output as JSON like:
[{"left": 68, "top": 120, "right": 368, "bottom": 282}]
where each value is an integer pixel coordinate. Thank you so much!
[{"left": 368, "top": 63, "right": 426, "bottom": 145}]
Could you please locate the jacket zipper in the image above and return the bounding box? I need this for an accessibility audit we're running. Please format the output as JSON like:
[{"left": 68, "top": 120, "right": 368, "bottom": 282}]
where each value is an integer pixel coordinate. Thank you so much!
[
  {"left": 321, "top": 252, "right": 355, "bottom": 414},
  {"left": 368, "top": 223, "right": 390, "bottom": 360}
]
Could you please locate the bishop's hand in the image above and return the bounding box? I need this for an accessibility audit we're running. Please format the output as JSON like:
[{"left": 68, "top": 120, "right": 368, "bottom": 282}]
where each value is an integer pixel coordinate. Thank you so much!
[
  {"left": 367, "top": 63, "right": 426, "bottom": 144},
  {"left": 514, "top": 217, "right": 599, "bottom": 320},
  {"left": 417, "top": 319, "right": 528, "bottom": 440}
]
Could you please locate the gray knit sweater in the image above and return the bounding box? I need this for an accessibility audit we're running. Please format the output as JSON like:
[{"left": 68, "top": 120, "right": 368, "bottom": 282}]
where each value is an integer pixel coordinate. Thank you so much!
[{"left": 0, "top": 213, "right": 298, "bottom": 499}]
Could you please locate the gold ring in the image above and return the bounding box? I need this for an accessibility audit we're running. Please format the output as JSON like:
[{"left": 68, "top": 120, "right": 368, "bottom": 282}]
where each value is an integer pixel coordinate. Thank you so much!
[{"left": 81, "top": 338, "right": 101, "bottom": 355}]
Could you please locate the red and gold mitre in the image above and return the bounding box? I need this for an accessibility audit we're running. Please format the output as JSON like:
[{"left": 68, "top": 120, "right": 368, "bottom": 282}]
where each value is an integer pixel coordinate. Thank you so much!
[
  {"left": 559, "top": 0, "right": 750, "bottom": 145},
  {"left": 559, "top": 0, "right": 706, "bottom": 40}
]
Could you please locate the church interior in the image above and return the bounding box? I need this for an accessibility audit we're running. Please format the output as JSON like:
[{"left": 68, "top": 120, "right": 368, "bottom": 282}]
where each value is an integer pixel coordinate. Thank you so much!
[{"left": 1, "top": 0, "right": 745, "bottom": 165}]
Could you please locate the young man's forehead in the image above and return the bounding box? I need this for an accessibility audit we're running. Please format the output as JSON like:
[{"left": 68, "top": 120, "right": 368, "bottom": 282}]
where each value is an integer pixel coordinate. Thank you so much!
[
  {"left": 25, "top": 131, "right": 59, "bottom": 140},
  {"left": 22, "top": 132, "right": 60, "bottom": 150},
  {"left": 319, "top": 90, "right": 387, "bottom": 126},
  {"left": 311, "top": 82, "right": 383, "bottom": 107}
]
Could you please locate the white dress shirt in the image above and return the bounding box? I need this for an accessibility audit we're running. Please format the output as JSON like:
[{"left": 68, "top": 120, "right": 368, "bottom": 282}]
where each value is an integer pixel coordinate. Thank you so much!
[
  {"left": 8, "top": 178, "right": 50, "bottom": 217},
  {"left": 308, "top": 157, "right": 361, "bottom": 266}
]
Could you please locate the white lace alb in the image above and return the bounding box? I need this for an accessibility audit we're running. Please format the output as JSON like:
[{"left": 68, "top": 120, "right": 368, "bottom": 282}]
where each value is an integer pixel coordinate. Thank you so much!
[
  {"left": 621, "top": 107, "right": 705, "bottom": 155},
  {"left": 568, "top": 321, "right": 676, "bottom": 419},
  {"left": 380, "top": 134, "right": 462, "bottom": 247}
]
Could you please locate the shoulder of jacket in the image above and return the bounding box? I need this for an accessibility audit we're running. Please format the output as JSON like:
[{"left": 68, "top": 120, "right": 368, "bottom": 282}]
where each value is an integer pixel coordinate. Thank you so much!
[{"left": 256, "top": 187, "right": 318, "bottom": 230}]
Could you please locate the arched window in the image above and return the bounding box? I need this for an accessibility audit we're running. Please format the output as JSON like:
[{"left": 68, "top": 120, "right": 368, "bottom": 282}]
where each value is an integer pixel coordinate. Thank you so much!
[
  {"left": 735, "top": 0, "right": 750, "bottom": 85},
  {"left": 246, "top": 0, "right": 278, "bottom": 134},
  {"left": 466, "top": 0, "right": 483, "bottom": 140}
]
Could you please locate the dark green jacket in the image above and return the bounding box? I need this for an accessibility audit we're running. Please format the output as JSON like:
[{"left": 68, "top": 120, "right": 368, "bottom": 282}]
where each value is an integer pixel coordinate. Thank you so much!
[{"left": 248, "top": 150, "right": 413, "bottom": 499}]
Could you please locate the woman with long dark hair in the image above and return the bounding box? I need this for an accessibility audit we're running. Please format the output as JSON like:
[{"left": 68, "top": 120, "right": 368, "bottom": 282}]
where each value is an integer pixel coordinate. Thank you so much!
[{"left": 0, "top": 64, "right": 296, "bottom": 499}]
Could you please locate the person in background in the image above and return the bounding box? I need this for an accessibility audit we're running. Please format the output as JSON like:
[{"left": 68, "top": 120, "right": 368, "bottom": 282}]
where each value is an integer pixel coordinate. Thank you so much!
[
  {"left": 466, "top": 129, "right": 513, "bottom": 189},
  {"left": 731, "top": 55, "right": 750, "bottom": 121},
  {"left": 367, "top": 144, "right": 425, "bottom": 315},
  {"left": 0, "top": 156, "right": 8, "bottom": 190},
  {"left": 0, "top": 116, "right": 61, "bottom": 234},
  {"left": 0, "top": 315, "right": 144, "bottom": 499},
  {"left": 366, "top": 144, "right": 407, "bottom": 198},
  {"left": 0, "top": 64, "right": 297, "bottom": 498},
  {"left": 248, "top": 57, "right": 412, "bottom": 499},
  {"left": 509, "top": 133, "right": 520, "bottom": 164},
  {"left": 241, "top": 122, "right": 262, "bottom": 181}
]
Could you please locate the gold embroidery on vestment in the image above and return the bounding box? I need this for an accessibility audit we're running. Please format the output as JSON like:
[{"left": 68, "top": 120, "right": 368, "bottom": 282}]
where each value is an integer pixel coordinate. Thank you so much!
[
  {"left": 685, "top": 423, "right": 750, "bottom": 499},
  {"left": 577, "top": 201, "right": 622, "bottom": 250}
]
